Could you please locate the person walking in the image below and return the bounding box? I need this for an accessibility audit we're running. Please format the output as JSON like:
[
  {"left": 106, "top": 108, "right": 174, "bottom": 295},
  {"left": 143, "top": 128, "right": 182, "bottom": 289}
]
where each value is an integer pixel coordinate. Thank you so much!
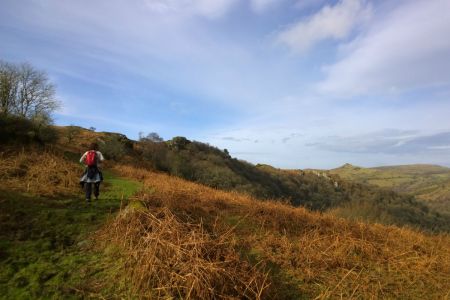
[{"left": 80, "top": 142, "right": 104, "bottom": 203}]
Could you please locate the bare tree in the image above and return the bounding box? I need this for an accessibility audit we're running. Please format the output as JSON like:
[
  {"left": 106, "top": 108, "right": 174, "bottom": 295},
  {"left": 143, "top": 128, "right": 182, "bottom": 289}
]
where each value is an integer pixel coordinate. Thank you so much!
[
  {"left": 0, "top": 60, "right": 59, "bottom": 119},
  {"left": 0, "top": 61, "right": 19, "bottom": 116},
  {"left": 16, "top": 62, "right": 59, "bottom": 119}
]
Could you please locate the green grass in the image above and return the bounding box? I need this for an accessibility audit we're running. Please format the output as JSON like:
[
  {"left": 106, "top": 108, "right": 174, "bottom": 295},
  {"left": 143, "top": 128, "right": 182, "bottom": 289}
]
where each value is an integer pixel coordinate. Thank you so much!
[
  {"left": 0, "top": 171, "right": 141, "bottom": 299},
  {"left": 330, "top": 164, "right": 450, "bottom": 214}
]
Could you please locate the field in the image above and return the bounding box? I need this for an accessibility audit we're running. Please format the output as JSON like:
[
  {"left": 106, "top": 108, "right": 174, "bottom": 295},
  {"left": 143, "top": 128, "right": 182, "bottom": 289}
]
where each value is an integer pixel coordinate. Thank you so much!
[{"left": 329, "top": 163, "right": 450, "bottom": 214}]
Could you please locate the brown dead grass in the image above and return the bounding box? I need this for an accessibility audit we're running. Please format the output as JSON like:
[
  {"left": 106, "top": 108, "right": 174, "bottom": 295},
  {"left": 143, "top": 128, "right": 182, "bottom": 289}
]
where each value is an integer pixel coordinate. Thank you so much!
[
  {"left": 97, "top": 204, "right": 270, "bottom": 299},
  {"left": 108, "top": 165, "right": 450, "bottom": 299},
  {"left": 0, "top": 148, "right": 81, "bottom": 196},
  {"left": 54, "top": 126, "right": 100, "bottom": 152}
]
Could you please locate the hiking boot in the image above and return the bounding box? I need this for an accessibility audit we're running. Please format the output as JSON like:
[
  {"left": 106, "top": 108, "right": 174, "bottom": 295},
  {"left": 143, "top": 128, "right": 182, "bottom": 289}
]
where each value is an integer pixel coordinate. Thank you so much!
[{"left": 86, "top": 199, "right": 91, "bottom": 203}]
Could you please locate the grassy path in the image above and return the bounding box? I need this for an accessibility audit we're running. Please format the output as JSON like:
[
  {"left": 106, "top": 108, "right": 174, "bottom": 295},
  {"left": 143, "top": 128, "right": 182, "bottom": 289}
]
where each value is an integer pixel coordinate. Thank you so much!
[{"left": 0, "top": 171, "right": 141, "bottom": 299}]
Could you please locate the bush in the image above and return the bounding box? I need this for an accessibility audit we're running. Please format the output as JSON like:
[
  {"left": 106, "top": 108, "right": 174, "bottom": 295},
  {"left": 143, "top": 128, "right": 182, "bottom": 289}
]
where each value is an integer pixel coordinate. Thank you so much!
[
  {"left": 168, "top": 136, "right": 190, "bottom": 150},
  {"left": 65, "top": 125, "right": 82, "bottom": 143},
  {"left": 99, "top": 135, "right": 127, "bottom": 160},
  {"left": 0, "top": 114, "right": 58, "bottom": 145},
  {"left": 140, "top": 140, "right": 169, "bottom": 171},
  {"left": 167, "top": 151, "right": 194, "bottom": 179}
]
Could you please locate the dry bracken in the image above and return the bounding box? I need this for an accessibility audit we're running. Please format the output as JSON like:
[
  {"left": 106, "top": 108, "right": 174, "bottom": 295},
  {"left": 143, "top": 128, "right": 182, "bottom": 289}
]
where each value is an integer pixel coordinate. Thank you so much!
[
  {"left": 0, "top": 148, "right": 81, "bottom": 196},
  {"left": 108, "top": 165, "right": 450, "bottom": 299},
  {"left": 97, "top": 203, "right": 270, "bottom": 299}
]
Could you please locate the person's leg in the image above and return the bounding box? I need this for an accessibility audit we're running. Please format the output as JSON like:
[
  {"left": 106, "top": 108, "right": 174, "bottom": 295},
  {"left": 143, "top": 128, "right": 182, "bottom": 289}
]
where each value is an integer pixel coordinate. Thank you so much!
[
  {"left": 85, "top": 182, "right": 92, "bottom": 202},
  {"left": 94, "top": 182, "right": 100, "bottom": 200}
]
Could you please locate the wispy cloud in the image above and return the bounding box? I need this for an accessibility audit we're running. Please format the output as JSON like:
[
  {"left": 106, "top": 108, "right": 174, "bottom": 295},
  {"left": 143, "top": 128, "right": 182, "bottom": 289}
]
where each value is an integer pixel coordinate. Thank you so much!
[
  {"left": 222, "top": 136, "right": 251, "bottom": 142},
  {"left": 3, "top": 0, "right": 450, "bottom": 168},
  {"left": 318, "top": 0, "right": 450, "bottom": 96},
  {"left": 282, "top": 133, "right": 303, "bottom": 143},
  {"left": 294, "top": 0, "right": 328, "bottom": 11},
  {"left": 143, "top": 0, "right": 239, "bottom": 19},
  {"left": 307, "top": 129, "right": 450, "bottom": 154},
  {"left": 222, "top": 136, "right": 261, "bottom": 143},
  {"left": 250, "top": 0, "right": 282, "bottom": 13},
  {"left": 276, "top": 0, "right": 371, "bottom": 53}
]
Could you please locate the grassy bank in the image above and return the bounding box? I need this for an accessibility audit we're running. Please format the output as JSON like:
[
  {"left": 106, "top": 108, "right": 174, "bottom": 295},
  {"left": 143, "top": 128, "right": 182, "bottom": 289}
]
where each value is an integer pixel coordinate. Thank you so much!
[{"left": 0, "top": 171, "right": 140, "bottom": 299}]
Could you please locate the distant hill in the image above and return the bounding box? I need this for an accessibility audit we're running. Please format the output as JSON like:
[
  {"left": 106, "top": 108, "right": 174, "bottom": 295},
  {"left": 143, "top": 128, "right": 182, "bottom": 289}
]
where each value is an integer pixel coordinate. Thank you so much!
[
  {"left": 329, "top": 163, "right": 450, "bottom": 214},
  {"left": 1, "top": 120, "right": 448, "bottom": 232}
]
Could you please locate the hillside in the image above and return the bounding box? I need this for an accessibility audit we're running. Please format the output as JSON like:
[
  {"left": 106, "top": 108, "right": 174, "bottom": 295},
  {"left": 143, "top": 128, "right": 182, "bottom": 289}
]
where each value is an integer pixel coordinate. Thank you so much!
[
  {"left": 1, "top": 120, "right": 448, "bottom": 232},
  {"left": 329, "top": 163, "right": 450, "bottom": 214},
  {"left": 105, "top": 165, "right": 450, "bottom": 299},
  {"left": 0, "top": 147, "right": 141, "bottom": 298},
  {"left": 133, "top": 134, "right": 450, "bottom": 232},
  {"left": 1, "top": 143, "right": 449, "bottom": 298}
]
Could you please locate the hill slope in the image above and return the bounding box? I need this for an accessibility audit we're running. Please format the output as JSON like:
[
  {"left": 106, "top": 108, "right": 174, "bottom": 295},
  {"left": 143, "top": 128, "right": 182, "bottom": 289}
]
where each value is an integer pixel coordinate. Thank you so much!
[
  {"left": 41, "top": 125, "right": 450, "bottom": 232},
  {"left": 0, "top": 148, "right": 141, "bottom": 298},
  {"left": 330, "top": 163, "right": 450, "bottom": 214},
  {"left": 2, "top": 119, "right": 450, "bottom": 232},
  {"left": 0, "top": 131, "right": 449, "bottom": 298},
  {"left": 136, "top": 135, "right": 450, "bottom": 231},
  {"left": 100, "top": 164, "right": 450, "bottom": 299}
]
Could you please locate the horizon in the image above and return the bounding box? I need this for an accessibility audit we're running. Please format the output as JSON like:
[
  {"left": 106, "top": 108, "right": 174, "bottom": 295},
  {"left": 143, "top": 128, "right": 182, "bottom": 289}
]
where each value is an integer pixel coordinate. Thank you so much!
[
  {"left": 2, "top": 0, "right": 450, "bottom": 169},
  {"left": 61, "top": 124, "right": 450, "bottom": 170}
]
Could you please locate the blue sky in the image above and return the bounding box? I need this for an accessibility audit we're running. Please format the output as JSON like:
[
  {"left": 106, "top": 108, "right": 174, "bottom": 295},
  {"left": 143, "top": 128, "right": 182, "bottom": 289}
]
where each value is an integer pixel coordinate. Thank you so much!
[{"left": 1, "top": 0, "right": 450, "bottom": 168}]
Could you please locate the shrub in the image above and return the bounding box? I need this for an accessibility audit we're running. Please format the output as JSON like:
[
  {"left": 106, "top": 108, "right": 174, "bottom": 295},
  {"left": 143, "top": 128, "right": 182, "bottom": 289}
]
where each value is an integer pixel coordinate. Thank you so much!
[
  {"left": 99, "top": 135, "right": 127, "bottom": 160},
  {"left": 168, "top": 136, "right": 191, "bottom": 150},
  {"left": 65, "top": 125, "right": 82, "bottom": 143},
  {"left": 0, "top": 114, "right": 58, "bottom": 145},
  {"left": 140, "top": 140, "right": 169, "bottom": 171}
]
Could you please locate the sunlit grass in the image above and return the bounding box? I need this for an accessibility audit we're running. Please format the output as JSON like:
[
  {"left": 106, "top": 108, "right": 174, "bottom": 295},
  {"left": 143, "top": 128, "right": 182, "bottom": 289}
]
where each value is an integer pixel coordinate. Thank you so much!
[
  {"left": 330, "top": 164, "right": 450, "bottom": 214},
  {"left": 0, "top": 155, "right": 141, "bottom": 298},
  {"left": 103, "top": 164, "right": 450, "bottom": 299}
]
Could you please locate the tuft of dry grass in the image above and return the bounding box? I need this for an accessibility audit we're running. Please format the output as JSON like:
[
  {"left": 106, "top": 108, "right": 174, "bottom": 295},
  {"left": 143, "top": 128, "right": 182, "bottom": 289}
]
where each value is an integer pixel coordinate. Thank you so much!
[
  {"left": 109, "top": 165, "right": 450, "bottom": 299},
  {"left": 0, "top": 148, "right": 81, "bottom": 196},
  {"left": 97, "top": 203, "right": 270, "bottom": 299}
]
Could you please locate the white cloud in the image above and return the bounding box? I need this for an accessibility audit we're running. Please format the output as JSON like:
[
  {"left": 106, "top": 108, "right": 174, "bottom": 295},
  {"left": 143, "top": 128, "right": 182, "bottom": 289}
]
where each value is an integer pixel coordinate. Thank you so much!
[
  {"left": 5, "top": 0, "right": 450, "bottom": 168},
  {"left": 250, "top": 0, "right": 280, "bottom": 13},
  {"left": 144, "top": 0, "right": 238, "bottom": 18},
  {"left": 294, "top": 0, "right": 328, "bottom": 11},
  {"left": 318, "top": 0, "right": 450, "bottom": 96},
  {"left": 276, "top": 0, "right": 371, "bottom": 53},
  {"left": 3, "top": 0, "right": 287, "bottom": 109},
  {"left": 145, "top": 0, "right": 283, "bottom": 16},
  {"left": 307, "top": 129, "right": 450, "bottom": 155},
  {"left": 145, "top": 0, "right": 282, "bottom": 16}
]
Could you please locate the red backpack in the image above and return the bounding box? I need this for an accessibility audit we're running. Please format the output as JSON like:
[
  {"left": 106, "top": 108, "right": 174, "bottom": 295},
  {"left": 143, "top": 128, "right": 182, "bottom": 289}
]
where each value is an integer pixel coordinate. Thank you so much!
[{"left": 85, "top": 150, "right": 97, "bottom": 167}]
